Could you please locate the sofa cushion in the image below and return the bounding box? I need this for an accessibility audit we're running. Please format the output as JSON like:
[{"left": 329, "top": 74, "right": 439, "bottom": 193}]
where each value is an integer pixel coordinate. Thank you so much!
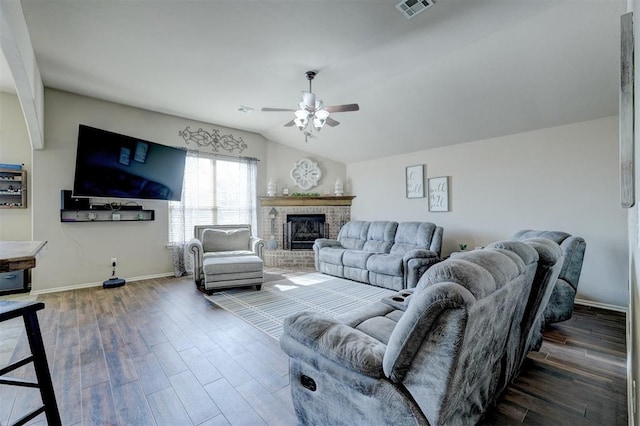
[
  {"left": 202, "top": 228, "right": 250, "bottom": 252},
  {"left": 367, "top": 254, "right": 403, "bottom": 276},
  {"left": 439, "top": 249, "right": 528, "bottom": 298},
  {"left": 390, "top": 222, "right": 437, "bottom": 256},
  {"left": 319, "top": 247, "right": 346, "bottom": 265},
  {"left": 337, "top": 221, "right": 370, "bottom": 250},
  {"left": 203, "top": 255, "right": 263, "bottom": 275},
  {"left": 343, "top": 250, "right": 375, "bottom": 269},
  {"left": 354, "top": 315, "right": 399, "bottom": 345},
  {"left": 362, "top": 221, "right": 397, "bottom": 253},
  {"left": 203, "top": 250, "right": 255, "bottom": 259}
]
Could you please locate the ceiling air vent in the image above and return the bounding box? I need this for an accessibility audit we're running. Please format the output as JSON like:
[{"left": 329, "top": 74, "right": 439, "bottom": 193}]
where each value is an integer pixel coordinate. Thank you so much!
[{"left": 395, "top": 0, "right": 434, "bottom": 19}]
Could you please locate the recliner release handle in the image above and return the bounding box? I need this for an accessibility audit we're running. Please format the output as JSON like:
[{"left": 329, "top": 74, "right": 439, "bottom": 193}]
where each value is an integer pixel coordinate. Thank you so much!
[{"left": 301, "top": 375, "right": 316, "bottom": 391}]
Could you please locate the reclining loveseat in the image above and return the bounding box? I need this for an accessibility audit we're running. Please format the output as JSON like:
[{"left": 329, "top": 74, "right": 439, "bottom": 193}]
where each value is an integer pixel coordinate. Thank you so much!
[
  {"left": 313, "top": 221, "right": 443, "bottom": 291},
  {"left": 512, "top": 229, "right": 586, "bottom": 325},
  {"left": 281, "top": 238, "right": 564, "bottom": 425}
]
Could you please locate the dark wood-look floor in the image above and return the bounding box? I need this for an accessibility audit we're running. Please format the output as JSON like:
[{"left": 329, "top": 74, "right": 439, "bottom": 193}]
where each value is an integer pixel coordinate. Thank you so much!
[{"left": 0, "top": 268, "right": 627, "bottom": 425}]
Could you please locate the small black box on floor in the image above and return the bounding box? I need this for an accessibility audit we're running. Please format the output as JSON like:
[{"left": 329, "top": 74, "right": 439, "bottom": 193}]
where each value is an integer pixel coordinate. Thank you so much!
[{"left": 103, "top": 278, "right": 126, "bottom": 288}]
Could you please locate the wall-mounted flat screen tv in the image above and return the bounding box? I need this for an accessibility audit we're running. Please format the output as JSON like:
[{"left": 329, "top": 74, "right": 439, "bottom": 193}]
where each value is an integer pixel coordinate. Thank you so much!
[{"left": 72, "top": 125, "right": 186, "bottom": 201}]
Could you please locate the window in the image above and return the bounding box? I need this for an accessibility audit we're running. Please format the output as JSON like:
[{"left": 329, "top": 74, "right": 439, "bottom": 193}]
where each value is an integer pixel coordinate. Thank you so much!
[{"left": 169, "top": 151, "right": 258, "bottom": 246}]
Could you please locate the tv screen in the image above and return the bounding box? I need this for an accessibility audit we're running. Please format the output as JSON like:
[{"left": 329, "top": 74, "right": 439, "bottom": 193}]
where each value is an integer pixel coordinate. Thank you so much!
[{"left": 72, "top": 125, "right": 186, "bottom": 201}]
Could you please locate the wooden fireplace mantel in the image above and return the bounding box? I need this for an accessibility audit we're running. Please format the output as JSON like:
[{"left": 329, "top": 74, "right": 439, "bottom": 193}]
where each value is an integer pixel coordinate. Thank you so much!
[{"left": 259, "top": 195, "right": 356, "bottom": 207}]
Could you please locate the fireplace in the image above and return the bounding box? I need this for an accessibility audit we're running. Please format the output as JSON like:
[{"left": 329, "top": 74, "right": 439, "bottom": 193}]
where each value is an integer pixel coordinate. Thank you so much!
[{"left": 284, "top": 214, "right": 328, "bottom": 250}]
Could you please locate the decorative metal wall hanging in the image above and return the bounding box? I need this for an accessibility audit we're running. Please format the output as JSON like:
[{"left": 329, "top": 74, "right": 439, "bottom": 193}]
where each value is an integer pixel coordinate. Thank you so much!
[{"left": 179, "top": 126, "right": 247, "bottom": 153}]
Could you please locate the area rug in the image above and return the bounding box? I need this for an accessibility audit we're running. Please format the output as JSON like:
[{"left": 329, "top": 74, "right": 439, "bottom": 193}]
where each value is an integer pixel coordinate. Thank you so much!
[{"left": 203, "top": 273, "right": 395, "bottom": 340}]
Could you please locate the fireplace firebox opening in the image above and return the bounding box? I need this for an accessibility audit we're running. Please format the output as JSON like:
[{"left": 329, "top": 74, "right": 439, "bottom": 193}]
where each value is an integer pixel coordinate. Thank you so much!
[{"left": 284, "top": 214, "right": 328, "bottom": 250}]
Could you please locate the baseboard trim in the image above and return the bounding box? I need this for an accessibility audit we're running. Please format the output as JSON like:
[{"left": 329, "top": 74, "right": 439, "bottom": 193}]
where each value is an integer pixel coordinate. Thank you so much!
[
  {"left": 30, "top": 272, "right": 175, "bottom": 295},
  {"left": 574, "top": 298, "right": 627, "bottom": 313}
]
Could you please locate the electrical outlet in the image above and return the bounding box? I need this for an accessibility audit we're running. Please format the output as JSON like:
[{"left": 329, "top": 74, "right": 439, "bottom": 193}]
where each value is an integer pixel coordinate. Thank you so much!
[{"left": 111, "top": 258, "right": 117, "bottom": 267}]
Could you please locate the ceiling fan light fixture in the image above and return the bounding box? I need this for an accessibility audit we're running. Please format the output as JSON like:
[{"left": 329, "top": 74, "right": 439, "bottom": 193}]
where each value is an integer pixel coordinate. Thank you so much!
[
  {"left": 294, "top": 109, "right": 309, "bottom": 120},
  {"left": 262, "top": 70, "right": 359, "bottom": 141},
  {"left": 315, "top": 110, "right": 329, "bottom": 120},
  {"left": 294, "top": 112, "right": 309, "bottom": 130},
  {"left": 294, "top": 119, "right": 305, "bottom": 131},
  {"left": 314, "top": 110, "right": 330, "bottom": 130}
]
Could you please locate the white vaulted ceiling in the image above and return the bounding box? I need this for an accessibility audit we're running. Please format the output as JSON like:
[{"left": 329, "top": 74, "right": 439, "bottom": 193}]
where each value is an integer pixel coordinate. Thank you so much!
[{"left": 4, "top": 0, "right": 626, "bottom": 163}]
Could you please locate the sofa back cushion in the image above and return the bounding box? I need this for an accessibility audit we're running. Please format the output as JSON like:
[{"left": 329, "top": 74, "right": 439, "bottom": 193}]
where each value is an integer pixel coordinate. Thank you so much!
[
  {"left": 363, "top": 221, "right": 398, "bottom": 253},
  {"left": 512, "top": 229, "right": 585, "bottom": 290},
  {"left": 390, "top": 222, "right": 437, "bottom": 256},
  {"left": 202, "top": 228, "right": 250, "bottom": 253},
  {"left": 337, "top": 221, "right": 370, "bottom": 250}
]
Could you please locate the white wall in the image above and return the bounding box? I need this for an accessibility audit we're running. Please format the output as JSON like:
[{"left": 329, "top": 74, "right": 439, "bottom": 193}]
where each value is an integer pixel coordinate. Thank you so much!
[
  {"left": 31, "top": 89, "right": 274, "bottom": 292},
  {"left": 0, "top": 92, "right": 31, "bottom": 240},
  {"left": 264, "top": 140, "right": 346, "bottom": 196},
  {"left": 348, "top": 116, "right": 627, "bottom": 308}
]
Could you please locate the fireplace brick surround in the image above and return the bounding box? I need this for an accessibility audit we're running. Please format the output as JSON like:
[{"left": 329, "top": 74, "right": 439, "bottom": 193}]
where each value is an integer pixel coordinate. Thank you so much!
[{"left": 259, "top": 196, "right": 355, "bottom": 267}]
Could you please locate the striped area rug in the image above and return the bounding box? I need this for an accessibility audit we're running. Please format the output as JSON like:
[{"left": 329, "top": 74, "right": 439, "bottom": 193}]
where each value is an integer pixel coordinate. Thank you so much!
[{"left": 203, "top": 273, "right": 395, "bottom": 340}]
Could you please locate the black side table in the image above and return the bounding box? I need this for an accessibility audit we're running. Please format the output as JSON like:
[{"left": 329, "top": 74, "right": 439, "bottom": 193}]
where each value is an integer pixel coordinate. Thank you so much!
[{"left": 0, "top": 300, "right": 61, "bottom": 426}]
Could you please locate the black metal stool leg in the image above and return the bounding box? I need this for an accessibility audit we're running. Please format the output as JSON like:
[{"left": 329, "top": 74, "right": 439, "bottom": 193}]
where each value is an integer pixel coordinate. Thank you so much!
[
  {"left": 22, "top": 311, "right": 62, "bottom": 426},
  {"left": 0, "top": 301, "right": 62, "bottom": 426}
]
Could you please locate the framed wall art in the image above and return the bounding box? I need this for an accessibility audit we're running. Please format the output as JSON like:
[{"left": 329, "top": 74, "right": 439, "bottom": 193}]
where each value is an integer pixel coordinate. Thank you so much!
[
  {"left": 428, "top": 176, "right": 449, "bottom": 212},
  {"left": 406, "top": 164, "right": 424, "bottom": 198}
]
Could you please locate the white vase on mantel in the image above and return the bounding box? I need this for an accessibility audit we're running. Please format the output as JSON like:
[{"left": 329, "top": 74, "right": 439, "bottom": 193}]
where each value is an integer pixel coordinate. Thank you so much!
[
  {"left": 267, "top": 179, "right": 277, "bottom": 196},
  {"left": 334, "top": 178, "right": 344, "bottom": 196}
]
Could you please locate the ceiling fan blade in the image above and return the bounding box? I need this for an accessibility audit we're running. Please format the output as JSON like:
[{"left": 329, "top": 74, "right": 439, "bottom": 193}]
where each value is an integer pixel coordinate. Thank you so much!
[
  {"left": 326, "top": 116, "right": 340, "bottom": 127},
  {"left": 325, "top": 103, "right": 360, "bottom": 113},
  {"left": 262, "top": 107, "right": 295, "bottom": 112},
  {"left": 284, "top": 120, "right": 296, "bottom": 127}
]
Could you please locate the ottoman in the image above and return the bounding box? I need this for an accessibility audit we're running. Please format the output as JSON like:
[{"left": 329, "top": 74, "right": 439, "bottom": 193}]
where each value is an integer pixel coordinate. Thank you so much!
[{"left": 202, "top": 255, "right": 263, "bottom": 293}]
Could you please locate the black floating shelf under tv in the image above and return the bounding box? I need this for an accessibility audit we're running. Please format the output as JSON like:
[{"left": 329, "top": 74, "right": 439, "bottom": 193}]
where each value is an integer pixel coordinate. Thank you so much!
[{"left": 60, "top": 209, "right": 155, "bottom": 223}]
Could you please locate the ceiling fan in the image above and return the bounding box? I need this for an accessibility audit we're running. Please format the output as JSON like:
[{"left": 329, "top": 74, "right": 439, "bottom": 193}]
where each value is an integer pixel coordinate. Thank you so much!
[{"left": 262, "top": 71, "right": 360, "bottom": 141}]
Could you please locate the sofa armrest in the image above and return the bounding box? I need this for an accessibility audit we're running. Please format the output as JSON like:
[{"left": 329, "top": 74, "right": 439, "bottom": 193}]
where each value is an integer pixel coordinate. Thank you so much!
[
  {"left": 403, "top": 250, "right": 441, "bottom": 288},
  {"left": 313, "top": 239, "right": 343, "bottom": 270},
  {"left": 250, "top": 236, "right": 265, "bottom": 259},
  {"left": 281, "top": 311, "right": 386, "bottom": 378},
  {"left": 187, "top": 238, "right": 204, "bottom": 285},
  {"left": 314, "top": 238, "right": 342, "bottom": 250},
  {"left": 402, "top": 249, "right": 438, "bottom": 262}
]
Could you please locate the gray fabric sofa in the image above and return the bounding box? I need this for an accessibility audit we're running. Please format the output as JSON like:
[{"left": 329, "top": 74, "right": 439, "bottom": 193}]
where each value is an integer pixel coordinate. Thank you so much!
[
  {"left": 281, "top": 241, "right": 543, "bottom": 425},
  {"left": 313, "top": 221, "right": 443, "bottom": 291},
  {"left": 512, "top": 229, "right": 586, "bottom": 325},
  {"left": 484, "top": 237, "right": 564, "bottom": 392}
]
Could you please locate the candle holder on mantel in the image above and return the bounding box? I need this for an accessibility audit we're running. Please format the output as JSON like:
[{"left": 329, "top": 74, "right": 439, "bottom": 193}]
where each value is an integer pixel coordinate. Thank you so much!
[
  {"left": 334, "top": 178, "right": 344, "bottom": 196},
  {"left": 267, "top": 179, "right": 277, "bottom": 196}
]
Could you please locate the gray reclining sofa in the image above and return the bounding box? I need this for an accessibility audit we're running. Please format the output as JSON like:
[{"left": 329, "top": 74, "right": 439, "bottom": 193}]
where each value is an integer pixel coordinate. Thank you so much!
[
  {"left": 313, "top": 220, "right": 443, "bottom": 290},
  {"left": 281, "top": 238, "right": 564, "bottom": 425}
]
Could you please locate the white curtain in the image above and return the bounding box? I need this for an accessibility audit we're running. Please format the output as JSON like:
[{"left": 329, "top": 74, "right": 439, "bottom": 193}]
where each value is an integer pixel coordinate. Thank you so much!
[
  {"left": 240, "top": 156, "right": 258, "bottom": 233},
  {"left": 169, "top": 150, "right": 258, "bottom": 277}
]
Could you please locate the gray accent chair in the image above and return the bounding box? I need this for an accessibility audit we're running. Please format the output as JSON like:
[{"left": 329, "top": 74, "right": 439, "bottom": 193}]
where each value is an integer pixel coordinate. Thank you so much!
[
  {"left": 313, "top": 220, "right": 443, "bottom": 290},
  {"left": 187, "top": 224, "right": 264, "bottom": 293},
  {"left": 512, "top": 229, "right": 586, "bottom": 325},
  {"left": 281, "top": 242, "right": 538, "bottom": 425}
]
